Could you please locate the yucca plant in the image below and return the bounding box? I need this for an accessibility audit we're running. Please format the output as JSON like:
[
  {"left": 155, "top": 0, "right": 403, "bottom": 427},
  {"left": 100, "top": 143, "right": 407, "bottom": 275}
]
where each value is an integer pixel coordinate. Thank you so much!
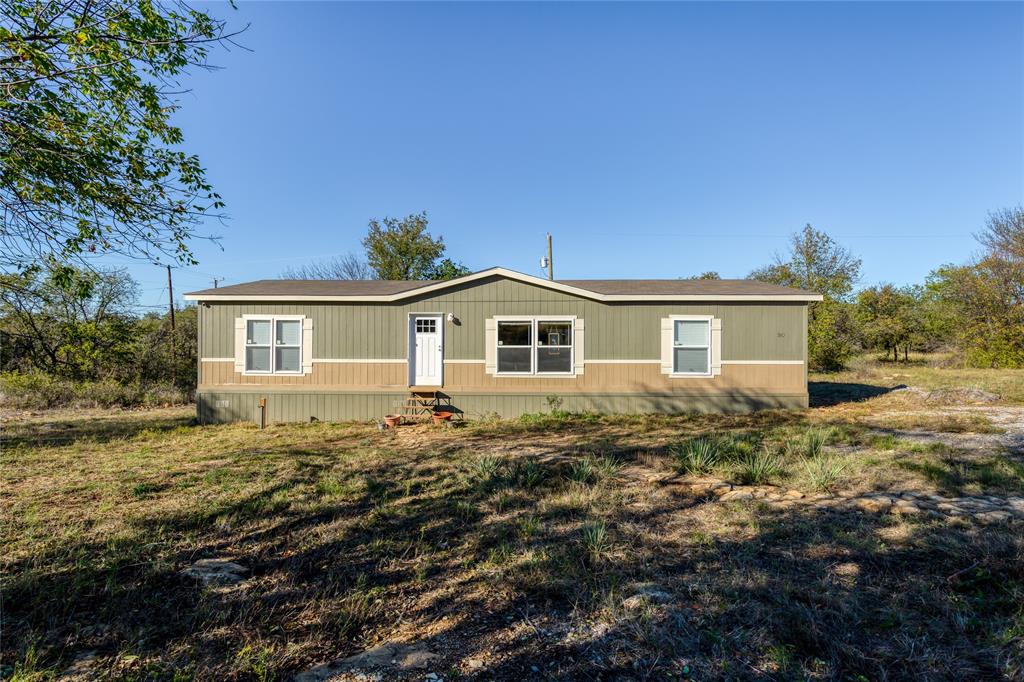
[
  {"left": 515, "top": 458, "right": 546, "bottom": 488},
  {"left": 568, "top": 457, "right": 598, "bottom": 485},
  {"left": 800, "top": 427, "right": 835, "bottom": 459},
  {"left": 580, "top": 520, "right": 610, "bottom": 562},
  {"left": 472, "top": 455, "right": 502, "bottom": 482},
  {"left": 671, "top": 438, "right": 720, "bottom": 475},
  {"left": 801, "top": 455, "right": 847, "bottom": 492},
  {"left": 593, "top": 455, "right": 622, "bottom": 480},
  {"left": 735, "top": 445, "right": 782, "bottom": 485}
]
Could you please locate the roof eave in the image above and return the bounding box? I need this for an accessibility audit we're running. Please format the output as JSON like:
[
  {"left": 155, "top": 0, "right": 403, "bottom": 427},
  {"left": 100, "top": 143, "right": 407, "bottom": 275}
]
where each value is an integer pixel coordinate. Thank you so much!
[{"left": 183, "top": 293, "right": 824, "bottom": 303}]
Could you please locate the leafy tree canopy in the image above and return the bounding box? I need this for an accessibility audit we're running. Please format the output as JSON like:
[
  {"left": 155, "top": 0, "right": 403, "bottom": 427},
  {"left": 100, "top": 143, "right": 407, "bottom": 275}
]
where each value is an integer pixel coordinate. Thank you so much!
[
  {"left": 749, "top": 224, "right": 862, "bottom": 300},
  {"left": 1, "top": 0, "right": 236, "bottom": 276},
  {"left": 362, "top": 212, "right": 469, "bottom": 280}
]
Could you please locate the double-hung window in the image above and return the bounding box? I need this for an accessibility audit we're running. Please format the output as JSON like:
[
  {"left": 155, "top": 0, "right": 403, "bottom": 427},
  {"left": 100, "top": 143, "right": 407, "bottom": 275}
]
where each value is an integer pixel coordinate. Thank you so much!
[
  {"left": 673, "top": 319, "right": 711, "bottom": 375},
  {"left": 245, "top": 317, "right": 302, "bottom": 374},
  {"left": 496, "top": 318, "right": 573, "bottom": 375}
]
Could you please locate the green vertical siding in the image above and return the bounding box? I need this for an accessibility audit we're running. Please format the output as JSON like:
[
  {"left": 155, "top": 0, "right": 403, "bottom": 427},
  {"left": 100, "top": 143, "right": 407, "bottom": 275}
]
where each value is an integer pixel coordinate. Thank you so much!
[{"left": 199, "top": 276, "right": 807, "bottom": 362}]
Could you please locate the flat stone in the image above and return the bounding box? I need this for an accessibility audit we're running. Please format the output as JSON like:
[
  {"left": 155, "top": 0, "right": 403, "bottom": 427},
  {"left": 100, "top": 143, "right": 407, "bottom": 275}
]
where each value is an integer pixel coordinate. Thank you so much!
[
  {"left": 784, "top": 490, "right": 805, "bottom": 500},
  {"left": 855, "top": 497, "right": 893, "bottom": 514},
  {"left": 294, "top": 643, "right": 439, "bottom": 681},
  {"left": 720, "top": 490, "right": 754, "bottom": 502},
  {"left": 892, "top": 502, "right": 921, "bottom": 515},
  {"left": 466, "top": 659, "right": 485, "bottom": 670},
  {"left": 181, "top": 559, "right": 249, "bottom": 585},
  {"left": 59, "top": 651, "right": 98, "bottom": 680},
  {"left": 975, "top": 511, "right": 1013, "bottom": 524}
]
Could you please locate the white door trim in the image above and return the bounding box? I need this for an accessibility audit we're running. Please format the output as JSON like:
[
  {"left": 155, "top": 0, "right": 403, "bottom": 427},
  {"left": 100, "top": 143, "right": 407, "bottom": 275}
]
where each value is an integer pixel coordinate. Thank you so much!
[{"left": 408, "top": 313, "right": 444, "bottom": 387}]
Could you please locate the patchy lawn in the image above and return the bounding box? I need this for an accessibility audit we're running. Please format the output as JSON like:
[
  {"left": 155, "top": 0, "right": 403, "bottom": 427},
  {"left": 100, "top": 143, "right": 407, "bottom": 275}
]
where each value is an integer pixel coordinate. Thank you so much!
[{"left": 3, "top": 377, "right": 1024, "bottom": 680}]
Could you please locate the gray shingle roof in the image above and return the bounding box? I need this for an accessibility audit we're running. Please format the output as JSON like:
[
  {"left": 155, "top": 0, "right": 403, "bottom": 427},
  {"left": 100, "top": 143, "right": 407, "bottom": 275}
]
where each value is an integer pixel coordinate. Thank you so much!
[
  {"left": 184, "top": 268, "right": 820, "bottom": 300},
  {"left": 185, "top": 279, "right": 436, "bottom": 297}
]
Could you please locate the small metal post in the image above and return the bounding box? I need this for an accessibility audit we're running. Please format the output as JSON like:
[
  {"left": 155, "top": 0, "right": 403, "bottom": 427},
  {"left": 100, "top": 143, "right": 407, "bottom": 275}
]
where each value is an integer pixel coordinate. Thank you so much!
[{"left": 258, "top": 398, "right": 267, "bottom": 429}]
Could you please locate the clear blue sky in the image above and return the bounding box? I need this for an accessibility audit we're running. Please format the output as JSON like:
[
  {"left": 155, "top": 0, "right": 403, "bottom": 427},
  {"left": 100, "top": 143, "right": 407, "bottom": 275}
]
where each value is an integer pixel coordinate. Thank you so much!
[{"left": 121, "top": 1, "right": 1023, "bottom": 310}]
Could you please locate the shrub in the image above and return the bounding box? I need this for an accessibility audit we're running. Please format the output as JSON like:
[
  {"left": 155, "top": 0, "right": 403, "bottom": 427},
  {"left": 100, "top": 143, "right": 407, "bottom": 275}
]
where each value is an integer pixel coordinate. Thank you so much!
[
  {"left": 671, "top": 438, "right": 720, "bottom": 475},
  {"left": 0, "top": 371, "right": 73, "bottom": 408},
  {"left": 735, "top": 446, "right": 782, "bottom": 485},
  {"left": 0, "top": 372, "right": 190, "bottom": 409}
]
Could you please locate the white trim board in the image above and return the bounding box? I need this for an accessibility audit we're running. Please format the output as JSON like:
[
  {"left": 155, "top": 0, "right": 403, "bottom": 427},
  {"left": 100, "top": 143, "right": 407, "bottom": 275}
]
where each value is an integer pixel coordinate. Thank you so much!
[
  {"left": 185, "top": 267, "right": 823, "bottom": 303},
  {"left": 201, "top": 357, "right": 806, "bottom": 366},
  {"left": 721, "top": 360, "right": 804, "bottom": 365}
]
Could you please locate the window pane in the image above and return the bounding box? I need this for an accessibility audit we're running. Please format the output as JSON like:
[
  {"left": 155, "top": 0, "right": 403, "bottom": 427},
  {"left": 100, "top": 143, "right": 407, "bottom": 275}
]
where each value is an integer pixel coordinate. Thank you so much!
[
  {"left": 247, "top": 320, "right": 270, "bottom": 346},
  {"left": 536, "top": 347, "right": 571, "bottom": 373},
  {"left": 673, "top": 348, "right": 709, "bottom": 374},
  {"left": 537, "top": 321, "right": 571, "bottom": 346},
  {"left": 674, "top": 320, "right": 709, "bottom": 346},
  {"left": 276, "top": 319, "right": 301, "bottom": 346},
  {"left": 276, "top": 347, "right": 301, "bottom": 372},
  {"left": 246, "top": 346, "right": 270, "bottom": 372},
  {"left": 497, "top": 347, "right": 531, "bottom": 372},
  {"left": 497, "top": 322, "right": 531, "bottom": 346}
]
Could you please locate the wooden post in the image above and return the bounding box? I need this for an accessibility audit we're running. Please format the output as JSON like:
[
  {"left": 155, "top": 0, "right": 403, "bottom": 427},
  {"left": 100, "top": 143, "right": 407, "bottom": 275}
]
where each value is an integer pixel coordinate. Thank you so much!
[{"left": 546, "top": 233, "right": 553, "bottom": 280}]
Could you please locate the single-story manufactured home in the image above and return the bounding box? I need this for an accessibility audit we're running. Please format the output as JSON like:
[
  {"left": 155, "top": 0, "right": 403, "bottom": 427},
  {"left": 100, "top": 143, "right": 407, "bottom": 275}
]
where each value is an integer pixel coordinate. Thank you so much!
[{"left": 184, "top": 267, "right": 822, "bottom": 423}]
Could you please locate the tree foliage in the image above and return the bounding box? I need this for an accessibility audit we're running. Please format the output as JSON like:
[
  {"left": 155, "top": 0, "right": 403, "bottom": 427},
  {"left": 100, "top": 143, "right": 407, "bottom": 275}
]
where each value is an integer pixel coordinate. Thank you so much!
[
  {"left": 282, "top": 252, "right": 374, "bottom": 280},
  {"left": 750, "top": 224, "right": 862, "bottom": 370},
  {"left": 1, "top": 263, "right": 196, "bottom": 391},
  {"left": 362, "top": 212, "right": 469, "bottom": 280},
  {"left": 855, "top": 284, "right": 918, "bottom": 362},
  {"left": 0, "top": 0, "right": 236, "bottom": 274}
]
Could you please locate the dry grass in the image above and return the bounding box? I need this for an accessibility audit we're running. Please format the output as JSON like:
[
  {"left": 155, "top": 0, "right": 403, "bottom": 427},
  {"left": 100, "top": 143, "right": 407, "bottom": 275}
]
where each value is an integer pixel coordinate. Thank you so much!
[
  {"left": 811, "top": 352, "right": 1024, "bottom": 404},
  {"left": 3, "top": 389, "right": 1024, "bottom": 680}
]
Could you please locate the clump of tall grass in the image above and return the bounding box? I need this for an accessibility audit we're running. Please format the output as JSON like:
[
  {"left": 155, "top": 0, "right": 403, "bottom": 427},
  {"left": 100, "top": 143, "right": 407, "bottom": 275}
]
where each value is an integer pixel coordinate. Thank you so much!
[{"left": 670, "top": 437, "right": 720, "bottom": 475}]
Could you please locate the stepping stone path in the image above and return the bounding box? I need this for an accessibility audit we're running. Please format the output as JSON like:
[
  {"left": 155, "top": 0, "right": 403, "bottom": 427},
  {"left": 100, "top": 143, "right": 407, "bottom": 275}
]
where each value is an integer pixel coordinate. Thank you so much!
[{"left": 682, "top": 478, "right": 1024, "bottom": 524}]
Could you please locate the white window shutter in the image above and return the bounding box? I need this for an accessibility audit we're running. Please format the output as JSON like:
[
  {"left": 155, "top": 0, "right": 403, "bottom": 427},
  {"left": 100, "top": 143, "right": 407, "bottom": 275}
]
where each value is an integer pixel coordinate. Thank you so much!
[
  {"left": 660, "top": 318, "right": 673, "bottom": 374},
  {"left": 573, "top": 318, "right": 585, "bottom": 375},
  {"left": 711, "top": 317, "right": 722, "bottom": 376},
  {"left": 484, "top": 318, "right": 497, "bottom": 375},
  {"left": 234, "top": 318, "right": 245, "bottom": 373},
  {"left": 302, "top": 317, "right": 314, "bottom": 374}
]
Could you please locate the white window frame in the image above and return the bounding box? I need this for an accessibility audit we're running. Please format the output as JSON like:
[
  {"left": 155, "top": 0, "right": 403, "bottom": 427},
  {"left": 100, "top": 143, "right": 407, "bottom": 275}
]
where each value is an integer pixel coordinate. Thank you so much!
[
  {"left": 670, "top": 315, "right": 712, "bottom": 377},
  {"left": 495, "top": 315, "right": 576, "bottom": 377},
  {"left": 242, "top": 314, "right": 305, "bottom": 375}
]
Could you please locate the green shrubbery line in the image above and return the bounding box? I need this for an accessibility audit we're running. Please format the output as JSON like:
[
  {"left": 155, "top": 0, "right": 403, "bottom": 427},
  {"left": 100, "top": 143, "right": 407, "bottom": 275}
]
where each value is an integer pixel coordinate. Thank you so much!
[{"left": 0, "top": 372, "right": 191, "bottom": 409}]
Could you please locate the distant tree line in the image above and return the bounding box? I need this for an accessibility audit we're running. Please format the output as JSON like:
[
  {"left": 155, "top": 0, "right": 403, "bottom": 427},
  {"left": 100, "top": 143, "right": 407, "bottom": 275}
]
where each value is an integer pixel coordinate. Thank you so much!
[
  {"left": 747, "top": 206, "right": 1023, "bottom": 370},
  {"left": 2, "top": 207, "right": 1021, "bottom": 407}
]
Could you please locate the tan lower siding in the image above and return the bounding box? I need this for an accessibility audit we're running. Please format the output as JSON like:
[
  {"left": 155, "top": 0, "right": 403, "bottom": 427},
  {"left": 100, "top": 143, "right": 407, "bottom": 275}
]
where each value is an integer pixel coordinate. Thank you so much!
[
  {"left": 200, "top": 360, "right": 805, "bottom": 394},
  {"left": 197, "top": 391, "right": 808, "bottom": 424}
]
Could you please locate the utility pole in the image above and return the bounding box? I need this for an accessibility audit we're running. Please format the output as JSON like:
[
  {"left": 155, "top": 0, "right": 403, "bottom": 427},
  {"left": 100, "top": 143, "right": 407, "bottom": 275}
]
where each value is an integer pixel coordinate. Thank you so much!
[
  {"left": 546, "top": 233, "right": 553, "bottom": 280},
  {"left": 167, "top": 265, "right": 176, "bottom": 386}
]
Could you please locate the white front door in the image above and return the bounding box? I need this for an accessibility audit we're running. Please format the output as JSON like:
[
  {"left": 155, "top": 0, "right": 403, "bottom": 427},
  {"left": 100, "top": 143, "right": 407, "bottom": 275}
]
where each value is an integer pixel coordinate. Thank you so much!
[{"left": 410, "top": 315, "right": 443, "bottom": 386}]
